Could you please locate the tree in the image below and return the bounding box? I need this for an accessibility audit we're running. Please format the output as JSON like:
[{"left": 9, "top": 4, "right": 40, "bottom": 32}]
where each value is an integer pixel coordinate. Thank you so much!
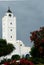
[
  {"left": 30, "top": 27, "right": 44, "bottom": 58},
  {"left": 11, "top": 54, "right": 20, "bottom": 60},
  {"left": 0, "top": 39, "right": 15, "bottom": 57}
]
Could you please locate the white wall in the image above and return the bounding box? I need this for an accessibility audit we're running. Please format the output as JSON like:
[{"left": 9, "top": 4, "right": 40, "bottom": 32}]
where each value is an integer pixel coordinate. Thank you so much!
[
  {"left": 2, "top": 10, "right": 31, "bottom": 59},
  {"left": 2, "top": 12, "right": 16, "bottom": 45}
]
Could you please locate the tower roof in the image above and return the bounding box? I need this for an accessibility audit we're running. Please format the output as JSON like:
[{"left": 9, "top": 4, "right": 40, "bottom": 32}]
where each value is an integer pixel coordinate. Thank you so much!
[{"left": 7, "top": 7, "right": 12, "bottom": 13}]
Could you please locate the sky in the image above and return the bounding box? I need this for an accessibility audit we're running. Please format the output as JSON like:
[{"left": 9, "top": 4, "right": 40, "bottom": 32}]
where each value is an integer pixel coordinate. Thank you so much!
[{"left": 0, "top": 0, "right": 44, "bottom": 47}]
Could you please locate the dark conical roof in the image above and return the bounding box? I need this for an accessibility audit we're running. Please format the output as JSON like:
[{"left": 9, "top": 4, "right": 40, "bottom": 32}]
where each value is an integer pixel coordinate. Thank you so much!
[{"left": 7, "top": 7, "right": 12, "bottom": 13}]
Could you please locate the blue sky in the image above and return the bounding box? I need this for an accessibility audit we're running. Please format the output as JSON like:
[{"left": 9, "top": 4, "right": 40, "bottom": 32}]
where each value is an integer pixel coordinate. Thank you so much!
[{"left": 0, "top": 0, "right": 44, "bottom": 47}]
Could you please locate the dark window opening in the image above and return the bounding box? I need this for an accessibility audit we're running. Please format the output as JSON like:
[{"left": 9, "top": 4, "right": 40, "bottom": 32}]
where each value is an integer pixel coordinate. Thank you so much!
[
  {"left": 11, "top": 36, "right": 12, "bottom": 38},
  {"left": 9, "top": 14, "right": 11, "bottom": 17},
  {"left": 10, "top": 29, "right": 12, "bottom": 31},
  {"left": 10, "top": 22, "right": 12, "bottom": 24}
]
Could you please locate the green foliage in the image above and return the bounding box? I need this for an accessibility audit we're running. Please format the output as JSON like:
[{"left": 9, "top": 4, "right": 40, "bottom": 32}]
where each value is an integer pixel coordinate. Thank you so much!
[
  {"left": 11, "top": 54, "right": 20, "bottom": 60},
  {"left": 0, "top": 39, "right": 7, "bottom": 47},
  {"left": 7, "top": 59, "right": 11, "bottom": 62},
  {"left": 30, "top": 27, "right": 44, "bottom": 64},
  {"left": 28, "top": 57, "right": 39, "bottom": 64},
  {"left": 30, "top": 47, "right": 39, "bottom": 58},
  {"left": 34, "top": 63, "right": 44, "bottom": 65},
  {"left": 30, "top": 27, "right": 44, "bottom": 58},
  {"left": 32, "top": 58, "right": 39, "bottom": 64},
  {"left": 0, "top": 39, "right": 15, "bottom": 57},
  {"left": 39, "top": 58, "right": 44, "bottom": 64}
]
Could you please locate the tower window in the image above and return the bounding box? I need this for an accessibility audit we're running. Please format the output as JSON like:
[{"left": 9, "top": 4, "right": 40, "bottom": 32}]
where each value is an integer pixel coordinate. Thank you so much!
[
  {"left": 11, "top": 36, "right": 12, "bottom": 38},
  {"left": 10, "top": 22, "right": 12, "bottom": 24},
  {"left": 9, "top": 14, "right": 11, "bottom": 17},
  {"left": 10, "top": 29, "right": 12, "bottom": 31}
]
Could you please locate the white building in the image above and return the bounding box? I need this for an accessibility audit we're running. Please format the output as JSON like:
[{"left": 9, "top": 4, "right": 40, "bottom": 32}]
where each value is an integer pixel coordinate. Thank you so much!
[
  {"left": 2, "top": 8, "right": 31, "bottom": 58},
  {"left": 2, "top": 8, "right": 16, "bottom": 44}
]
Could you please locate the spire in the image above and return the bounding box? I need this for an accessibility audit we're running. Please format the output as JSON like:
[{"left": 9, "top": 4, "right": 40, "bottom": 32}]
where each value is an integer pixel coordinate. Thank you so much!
[{"left": 7, "top": 7, "right": 12, "bottom": 13}]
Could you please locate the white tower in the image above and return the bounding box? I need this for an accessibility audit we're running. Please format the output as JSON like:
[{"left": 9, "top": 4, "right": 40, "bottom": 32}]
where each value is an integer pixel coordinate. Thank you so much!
[
  {"left": 2, "top": 8, "right": 16, "bottom": 45},
  {"left": 2, "top": 8, "right": 31, "bottom": 58}
]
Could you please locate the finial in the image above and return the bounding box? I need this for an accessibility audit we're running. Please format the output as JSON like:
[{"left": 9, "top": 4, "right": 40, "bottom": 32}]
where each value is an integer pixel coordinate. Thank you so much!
[
  {"left": 7, "top": 7, "right": 12, "bottom": 13},
  {"left": 8, "top": 6, "right": 10, "bottom": 10}
]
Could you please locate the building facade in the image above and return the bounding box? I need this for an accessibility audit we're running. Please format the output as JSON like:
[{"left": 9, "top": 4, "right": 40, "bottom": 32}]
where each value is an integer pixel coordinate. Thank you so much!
[
  {"left": 2, "top": 8, "right": 16, "bottom": 44},
  {"left": 2, "top": 8, "right": 31, "bottom": 58}
]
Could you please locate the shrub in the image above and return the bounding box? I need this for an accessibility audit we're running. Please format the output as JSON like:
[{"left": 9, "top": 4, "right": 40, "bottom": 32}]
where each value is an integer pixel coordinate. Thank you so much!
[
  {"left": 32, "top": 58, "right": 39, "bottom": 64},
  {"left": 30, "top": 27, "right": 44, "bottom": 58},
  {"left": 20, "top": 59, "right": 34, "bottom": 65},
  {"left": 0, "top": 39, "right": 15, "bottom": 57},
  {"left": 11, "top": 54, "right": 20, "bottom": 60},
  {"left": 39, "top": 58, "right": 44, "bottom": 64}
]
